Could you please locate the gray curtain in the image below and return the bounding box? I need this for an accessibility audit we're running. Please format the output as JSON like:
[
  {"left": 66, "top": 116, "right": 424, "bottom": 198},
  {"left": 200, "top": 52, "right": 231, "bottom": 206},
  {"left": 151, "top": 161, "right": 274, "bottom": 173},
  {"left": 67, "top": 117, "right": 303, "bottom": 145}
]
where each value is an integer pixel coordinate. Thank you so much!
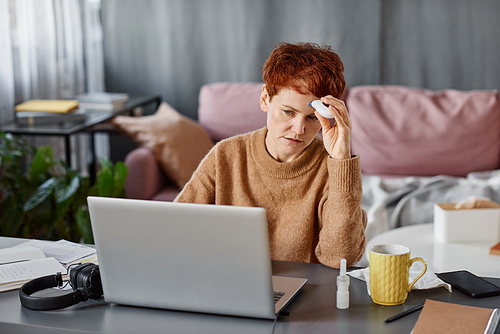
[
  {"left": 102, "top": 0, "right": 500, "bottom": 121},
  {"left": 0, "top": 0, "right": 105, "bottom": 173}
]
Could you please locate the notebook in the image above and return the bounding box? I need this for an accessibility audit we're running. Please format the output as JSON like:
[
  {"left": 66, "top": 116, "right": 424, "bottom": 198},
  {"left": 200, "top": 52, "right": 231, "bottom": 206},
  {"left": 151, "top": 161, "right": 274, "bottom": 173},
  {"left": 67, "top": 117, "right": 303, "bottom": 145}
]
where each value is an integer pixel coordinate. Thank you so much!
[
  {"left": 15, "top": 100, "right": 79, "bottom": 113},
  {"left": 87, "top": 196, "right": 307, "bottom": 319}
]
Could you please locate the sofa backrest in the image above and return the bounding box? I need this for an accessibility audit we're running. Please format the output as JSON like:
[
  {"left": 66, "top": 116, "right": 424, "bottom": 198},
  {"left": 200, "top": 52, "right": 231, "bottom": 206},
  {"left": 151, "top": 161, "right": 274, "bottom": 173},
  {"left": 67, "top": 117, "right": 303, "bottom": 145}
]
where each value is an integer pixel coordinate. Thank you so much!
[
  {"left": 347, "top": 85, "right": 500, "bottom": 177},
  {"left": 197, "top": 83, "right": 500, "bottom": 177},
  {"left": 198, "top": 82, "right": 267, "bottom": 142},
  {"left": 197, "top": 82, "right": 348, "bottom": 142}
]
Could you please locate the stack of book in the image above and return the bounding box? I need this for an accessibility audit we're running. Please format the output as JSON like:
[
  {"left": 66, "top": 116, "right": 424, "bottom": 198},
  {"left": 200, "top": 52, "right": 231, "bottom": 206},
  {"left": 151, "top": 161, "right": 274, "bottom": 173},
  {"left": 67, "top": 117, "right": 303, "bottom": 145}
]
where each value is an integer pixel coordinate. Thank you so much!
[
  {"left": 76, "top": 92, "right": 129, "bottom": 111},
  {"left": 15, "top": 100, "right": 85, "bottom": 125}
]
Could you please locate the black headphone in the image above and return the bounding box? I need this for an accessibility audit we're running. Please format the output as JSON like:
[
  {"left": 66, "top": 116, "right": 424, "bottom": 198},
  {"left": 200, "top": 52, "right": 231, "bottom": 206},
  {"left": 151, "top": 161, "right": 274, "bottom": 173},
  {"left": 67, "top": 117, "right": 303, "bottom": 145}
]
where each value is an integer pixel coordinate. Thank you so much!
[{"left": 19, "top": 263, "right": 103, "bottom": 311}]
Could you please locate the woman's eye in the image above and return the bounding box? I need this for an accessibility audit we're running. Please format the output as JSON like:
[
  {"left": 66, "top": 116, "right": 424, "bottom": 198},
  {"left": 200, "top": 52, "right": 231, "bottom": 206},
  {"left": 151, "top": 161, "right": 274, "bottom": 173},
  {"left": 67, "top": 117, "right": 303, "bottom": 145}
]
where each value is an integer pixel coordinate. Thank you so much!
[
  {"left": 283, "top": 110, "right": 293, "bottom": 115},
  {"left": 308, "top": 114, "right": 318, "bottom": 121}
]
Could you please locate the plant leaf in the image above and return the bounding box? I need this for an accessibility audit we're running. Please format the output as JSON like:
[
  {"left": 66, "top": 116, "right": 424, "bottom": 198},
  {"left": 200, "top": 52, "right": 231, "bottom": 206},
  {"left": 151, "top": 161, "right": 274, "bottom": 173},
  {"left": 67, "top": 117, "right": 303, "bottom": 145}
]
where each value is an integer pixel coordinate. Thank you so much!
[
  {"left": 29, "top": 146, "right": 54, "bottom": 183},
  {"left": 23, "top": 178, "right": 55, "bottom": 212},
  {"left": 114, "top": 161, "right": 128, "bottom": 185},
  {"left": 113, "top": 161, "right": 128, "bottom": 197},
  {"left": 99, "top": 158, "right": 113, "bottom": 171},
  {"left": 98, "top": 168, "right": 114, "bottom": 197},
  {"left": 56, "top": 176, "right": 80, "bottom": 204}
]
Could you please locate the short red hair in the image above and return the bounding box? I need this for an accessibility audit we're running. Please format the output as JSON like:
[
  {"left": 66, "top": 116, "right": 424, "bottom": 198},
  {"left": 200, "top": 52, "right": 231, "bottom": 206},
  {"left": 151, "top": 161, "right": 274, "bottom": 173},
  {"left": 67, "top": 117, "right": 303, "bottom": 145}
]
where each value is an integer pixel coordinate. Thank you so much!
[{"left": 262, "top": 42, "right": 345, "bottom": 100}]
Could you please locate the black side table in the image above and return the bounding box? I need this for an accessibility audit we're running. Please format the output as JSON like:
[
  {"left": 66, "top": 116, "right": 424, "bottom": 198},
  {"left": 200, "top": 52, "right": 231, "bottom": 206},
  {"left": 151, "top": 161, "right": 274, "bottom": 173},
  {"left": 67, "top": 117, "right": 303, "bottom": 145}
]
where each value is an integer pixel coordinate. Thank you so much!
[{"left": 0, "top": 95, "right": 162, "bottom": 182}]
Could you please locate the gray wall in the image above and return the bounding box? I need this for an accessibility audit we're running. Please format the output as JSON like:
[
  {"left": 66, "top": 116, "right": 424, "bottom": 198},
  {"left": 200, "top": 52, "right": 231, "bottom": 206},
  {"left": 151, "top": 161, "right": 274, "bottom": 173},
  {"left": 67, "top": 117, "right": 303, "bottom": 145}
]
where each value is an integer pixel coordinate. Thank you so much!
[
  {"left": 101, "top": 0, "right": 500, "bottom": 159},
  {"left": 380, "top": 1, "right": 500, "bottom": 90},
  {"left": 102, "top": 0, "right": 381, "bottom": 119}
]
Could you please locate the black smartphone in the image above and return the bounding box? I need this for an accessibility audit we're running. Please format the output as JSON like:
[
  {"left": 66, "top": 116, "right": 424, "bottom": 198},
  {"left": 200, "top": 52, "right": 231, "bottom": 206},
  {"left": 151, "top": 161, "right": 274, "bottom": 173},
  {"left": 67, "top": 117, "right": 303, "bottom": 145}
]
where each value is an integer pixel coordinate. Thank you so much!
[{"left": 436, "top": 270, "right": 500, "bottom": 298}]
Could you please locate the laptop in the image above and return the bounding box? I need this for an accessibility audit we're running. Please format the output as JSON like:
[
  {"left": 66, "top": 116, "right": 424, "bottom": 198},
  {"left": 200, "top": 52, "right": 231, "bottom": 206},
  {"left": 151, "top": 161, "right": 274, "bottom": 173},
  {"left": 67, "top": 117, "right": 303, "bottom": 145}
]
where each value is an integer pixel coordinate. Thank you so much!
[{"left": 87, "top": 196, "right": 307, "bottom": 319}]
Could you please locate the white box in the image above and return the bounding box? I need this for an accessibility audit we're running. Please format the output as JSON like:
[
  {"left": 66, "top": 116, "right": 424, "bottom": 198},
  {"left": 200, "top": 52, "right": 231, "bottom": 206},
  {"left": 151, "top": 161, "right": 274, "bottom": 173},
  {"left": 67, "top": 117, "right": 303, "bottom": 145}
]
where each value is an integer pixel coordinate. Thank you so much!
[{"left": 434, "top": 203, "right": 500, "bottom": 243}]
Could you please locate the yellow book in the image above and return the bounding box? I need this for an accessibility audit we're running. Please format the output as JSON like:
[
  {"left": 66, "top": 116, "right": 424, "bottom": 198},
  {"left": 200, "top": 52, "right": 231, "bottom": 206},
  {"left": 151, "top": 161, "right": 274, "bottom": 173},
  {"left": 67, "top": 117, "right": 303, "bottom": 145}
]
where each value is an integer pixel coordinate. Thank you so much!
[{"left": 15, "top": 100, "right": 79, "bottom": 114}]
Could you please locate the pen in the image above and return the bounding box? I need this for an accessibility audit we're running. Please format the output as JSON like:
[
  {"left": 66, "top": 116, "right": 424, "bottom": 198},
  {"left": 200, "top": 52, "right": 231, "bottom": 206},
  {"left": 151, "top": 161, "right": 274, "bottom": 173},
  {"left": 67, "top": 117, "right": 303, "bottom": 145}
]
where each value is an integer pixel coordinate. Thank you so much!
[{"left": 384, "top": 303, "right": 425, "bottom": 323}]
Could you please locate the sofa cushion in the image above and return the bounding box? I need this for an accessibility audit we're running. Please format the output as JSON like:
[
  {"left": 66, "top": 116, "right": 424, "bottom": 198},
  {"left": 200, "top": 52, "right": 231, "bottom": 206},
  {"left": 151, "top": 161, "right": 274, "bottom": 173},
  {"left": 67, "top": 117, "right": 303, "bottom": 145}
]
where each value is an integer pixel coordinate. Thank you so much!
[
  {"left": 347, "top": 86, "right": 500, "bottom": 177},
  {"left": 198, "top": 82, "right": 267, "bottom": 142},
  {"left": 112, "top": 102, "right": 214, "bottom": 188}
]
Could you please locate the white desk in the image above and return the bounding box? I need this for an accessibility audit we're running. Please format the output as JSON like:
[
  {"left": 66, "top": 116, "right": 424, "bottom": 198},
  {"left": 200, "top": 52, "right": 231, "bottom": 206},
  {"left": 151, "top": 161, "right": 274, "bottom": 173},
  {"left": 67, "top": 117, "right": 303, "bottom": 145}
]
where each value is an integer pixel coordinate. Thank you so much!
[{"left": 366, "top": 223, "right": 500, "bottom": 278}]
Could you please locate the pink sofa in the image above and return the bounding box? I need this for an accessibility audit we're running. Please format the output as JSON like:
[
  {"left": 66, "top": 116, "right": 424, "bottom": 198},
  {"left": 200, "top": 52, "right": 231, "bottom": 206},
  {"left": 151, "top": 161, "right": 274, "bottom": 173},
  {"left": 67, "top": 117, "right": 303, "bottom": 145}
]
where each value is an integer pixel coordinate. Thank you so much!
[{"left": 123, "top": 83, "right": 500, "bottom": 201}]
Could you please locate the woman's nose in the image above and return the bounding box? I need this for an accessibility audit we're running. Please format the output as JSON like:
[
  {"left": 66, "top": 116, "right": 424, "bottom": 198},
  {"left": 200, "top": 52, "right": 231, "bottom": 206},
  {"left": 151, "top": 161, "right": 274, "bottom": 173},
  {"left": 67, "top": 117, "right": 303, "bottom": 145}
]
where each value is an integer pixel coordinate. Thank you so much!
[{"left": 291, "top": 118, "right": 305, "bottom": 134}]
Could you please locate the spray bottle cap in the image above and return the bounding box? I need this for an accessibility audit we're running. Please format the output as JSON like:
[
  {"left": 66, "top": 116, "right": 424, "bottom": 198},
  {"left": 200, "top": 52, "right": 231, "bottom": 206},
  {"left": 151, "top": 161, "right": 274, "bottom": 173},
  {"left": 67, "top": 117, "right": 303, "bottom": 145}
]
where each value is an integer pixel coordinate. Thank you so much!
[
  {"left": 336, "top": 258, "right": 350, "bottom": 309},
  {"left": 340, "top": 259, "right": 347, "bottom": 276}
]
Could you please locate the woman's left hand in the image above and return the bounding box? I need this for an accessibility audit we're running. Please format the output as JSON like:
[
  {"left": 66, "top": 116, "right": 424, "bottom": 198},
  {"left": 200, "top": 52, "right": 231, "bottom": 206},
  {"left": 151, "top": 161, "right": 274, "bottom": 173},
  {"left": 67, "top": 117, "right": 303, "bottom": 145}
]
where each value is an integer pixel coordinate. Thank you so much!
[{"left": 315, "top": 95, "right": 352, "bottom": 160}]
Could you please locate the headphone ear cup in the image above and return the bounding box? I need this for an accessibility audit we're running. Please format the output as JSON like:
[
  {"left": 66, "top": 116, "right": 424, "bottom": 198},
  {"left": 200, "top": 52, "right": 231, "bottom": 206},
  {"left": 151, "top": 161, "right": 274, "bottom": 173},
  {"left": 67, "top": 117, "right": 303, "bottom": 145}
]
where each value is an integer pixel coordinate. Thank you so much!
[
  {"left": 87, "top": 266, "right": 103, "bottom": 300},
  {"left": 70, "top": 263, "right": 87, "bottom": 289},
  {"left": 72, "top": 263, "right": 102, "bottom": 300},
  {"left": 77, "top": 266, "right": 89, "bottom": 289}
]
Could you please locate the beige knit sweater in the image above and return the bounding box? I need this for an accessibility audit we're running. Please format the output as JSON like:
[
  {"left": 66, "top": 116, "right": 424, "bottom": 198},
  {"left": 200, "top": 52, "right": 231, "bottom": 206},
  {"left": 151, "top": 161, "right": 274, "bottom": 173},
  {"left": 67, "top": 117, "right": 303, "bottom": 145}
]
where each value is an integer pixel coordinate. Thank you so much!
[{"left": 175, "top": 127, "right": 367, "bottom": 268}]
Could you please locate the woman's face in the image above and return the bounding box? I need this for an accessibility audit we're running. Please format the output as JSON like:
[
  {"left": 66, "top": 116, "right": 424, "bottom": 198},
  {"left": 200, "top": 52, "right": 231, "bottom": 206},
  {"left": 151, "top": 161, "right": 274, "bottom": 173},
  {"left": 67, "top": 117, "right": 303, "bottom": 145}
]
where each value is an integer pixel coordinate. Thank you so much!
[{"left": 260, "top": 85, "right": 322, "bottom": 162}]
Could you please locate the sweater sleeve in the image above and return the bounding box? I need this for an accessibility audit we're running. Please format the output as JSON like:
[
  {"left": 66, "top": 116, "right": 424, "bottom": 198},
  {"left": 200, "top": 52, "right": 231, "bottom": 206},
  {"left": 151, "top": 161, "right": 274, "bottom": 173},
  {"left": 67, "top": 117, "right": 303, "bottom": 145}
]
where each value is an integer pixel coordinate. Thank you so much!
[
  {"left": 174, "top": 147, "right": 217, "bottom": 204},
  {"left": 315, "top": 155, "right": 367, "bottom": 269}
]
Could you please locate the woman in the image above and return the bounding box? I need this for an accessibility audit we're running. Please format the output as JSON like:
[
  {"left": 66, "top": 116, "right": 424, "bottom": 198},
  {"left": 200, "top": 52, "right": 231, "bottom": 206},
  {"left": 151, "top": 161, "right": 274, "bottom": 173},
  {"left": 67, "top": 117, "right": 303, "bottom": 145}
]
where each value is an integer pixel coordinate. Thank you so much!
[{"left": 175, "top": 42, "right": 367, "bottom": 268}]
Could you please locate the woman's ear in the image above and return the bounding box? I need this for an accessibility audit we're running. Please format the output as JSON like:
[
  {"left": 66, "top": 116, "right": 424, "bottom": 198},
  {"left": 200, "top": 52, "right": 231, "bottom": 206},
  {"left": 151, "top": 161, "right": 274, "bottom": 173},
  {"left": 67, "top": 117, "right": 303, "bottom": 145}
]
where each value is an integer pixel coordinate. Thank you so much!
[{"left": 260, "top": 85, "right": 270, "bottom": 112}]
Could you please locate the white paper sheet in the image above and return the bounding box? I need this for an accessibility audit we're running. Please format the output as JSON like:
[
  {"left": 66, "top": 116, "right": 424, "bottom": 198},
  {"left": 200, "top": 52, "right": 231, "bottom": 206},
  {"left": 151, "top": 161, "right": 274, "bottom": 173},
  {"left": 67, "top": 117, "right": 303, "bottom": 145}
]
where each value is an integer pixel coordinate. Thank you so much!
[
  {"left": 0, "top": 246, "right": 46, "bottom": 264},
  {"left": 0, "top": 257, "right": 65, "bottom": 292},
  {"left": 14, "top": 239, "right": 96, "bottom": 264}
]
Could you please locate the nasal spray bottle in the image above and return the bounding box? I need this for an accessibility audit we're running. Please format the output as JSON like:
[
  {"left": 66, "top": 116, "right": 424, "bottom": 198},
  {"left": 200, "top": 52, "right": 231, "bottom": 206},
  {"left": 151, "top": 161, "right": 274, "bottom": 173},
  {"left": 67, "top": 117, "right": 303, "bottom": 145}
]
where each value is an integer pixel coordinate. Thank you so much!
[
  {"left": 308, "top": 100, "right": 334, "bottom": 118},
  {"left": 336, "top": 258, "right": 350, "bottom": 309}
]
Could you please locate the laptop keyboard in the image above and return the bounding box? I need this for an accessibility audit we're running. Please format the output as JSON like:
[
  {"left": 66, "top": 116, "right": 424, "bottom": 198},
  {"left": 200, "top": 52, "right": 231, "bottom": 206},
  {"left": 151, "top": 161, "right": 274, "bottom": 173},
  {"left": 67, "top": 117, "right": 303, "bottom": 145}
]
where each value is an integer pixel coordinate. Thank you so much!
[{"left": 274, "top": 291, "right": 285, "bottom": 304}]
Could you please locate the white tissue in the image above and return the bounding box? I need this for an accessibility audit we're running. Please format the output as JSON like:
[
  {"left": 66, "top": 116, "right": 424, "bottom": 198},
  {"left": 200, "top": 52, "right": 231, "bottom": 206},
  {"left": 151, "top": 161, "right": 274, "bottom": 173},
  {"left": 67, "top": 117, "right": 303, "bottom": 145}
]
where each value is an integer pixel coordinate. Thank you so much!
[
  {"left": 347, "top": 264, "right": 452, "bottom": 296},
  {"left": 454, "top": 196, "right": 495, "bottom": 209}
]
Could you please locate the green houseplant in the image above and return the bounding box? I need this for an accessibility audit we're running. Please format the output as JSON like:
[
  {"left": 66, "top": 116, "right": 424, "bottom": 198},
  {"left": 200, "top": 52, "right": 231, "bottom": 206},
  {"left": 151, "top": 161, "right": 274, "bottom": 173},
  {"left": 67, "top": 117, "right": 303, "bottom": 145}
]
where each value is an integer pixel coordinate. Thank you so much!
[{"left": 0, "top": 132, "right": 127, "bottom": 244}]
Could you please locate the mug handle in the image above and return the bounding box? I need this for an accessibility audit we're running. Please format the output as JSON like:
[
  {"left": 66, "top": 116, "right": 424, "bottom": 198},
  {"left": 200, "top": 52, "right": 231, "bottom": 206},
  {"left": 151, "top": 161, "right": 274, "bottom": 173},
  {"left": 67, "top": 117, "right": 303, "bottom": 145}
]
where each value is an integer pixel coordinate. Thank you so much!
[{"left": 406, "top": 257, "right": 427, "bottom": 292}]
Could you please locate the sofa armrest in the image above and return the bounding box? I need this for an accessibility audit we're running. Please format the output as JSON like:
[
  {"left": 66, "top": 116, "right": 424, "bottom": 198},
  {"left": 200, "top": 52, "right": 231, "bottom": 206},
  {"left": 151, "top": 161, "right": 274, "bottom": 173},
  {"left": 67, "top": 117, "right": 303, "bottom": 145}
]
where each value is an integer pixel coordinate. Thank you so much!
[{"left": 124, "top": 147, "right": 171, "bottom": 200}]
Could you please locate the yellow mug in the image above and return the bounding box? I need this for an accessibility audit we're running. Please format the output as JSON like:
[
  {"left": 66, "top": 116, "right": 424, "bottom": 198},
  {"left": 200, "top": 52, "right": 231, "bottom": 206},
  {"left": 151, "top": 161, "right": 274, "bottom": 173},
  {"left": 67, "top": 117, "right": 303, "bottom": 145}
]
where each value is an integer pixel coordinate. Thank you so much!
[{"left": 369, "top": 244, "right": 427, "bottom": 306}]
